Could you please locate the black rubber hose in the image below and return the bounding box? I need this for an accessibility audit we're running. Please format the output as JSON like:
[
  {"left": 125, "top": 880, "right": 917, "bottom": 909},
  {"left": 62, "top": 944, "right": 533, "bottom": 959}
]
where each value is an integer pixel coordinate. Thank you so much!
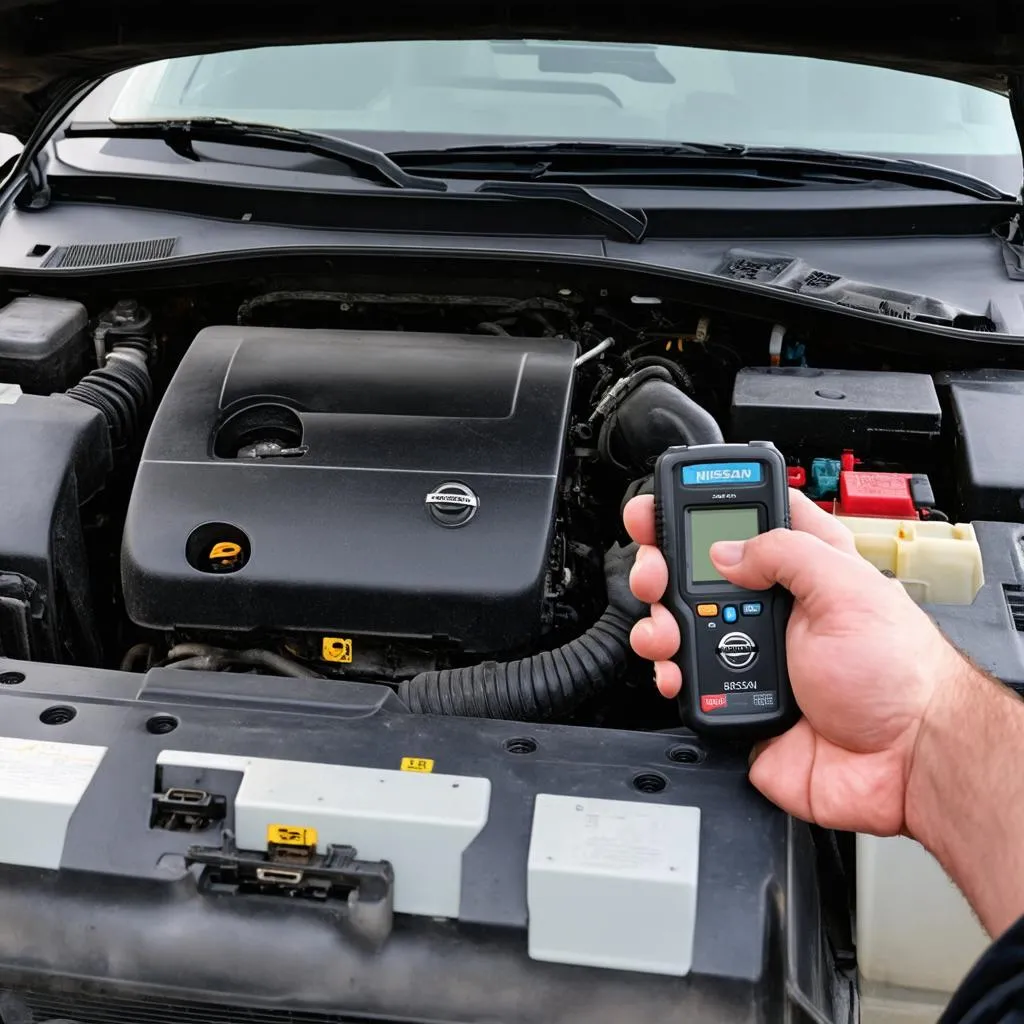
[
  {"left": 119, "top": 643, "right": 156, "bottom": 673},
  {"left": 64, "top": 343, "right": 152, "bottom": 448},
  {"left": 398, "top": 542, "right": 646, "bottom": 720},
  {"left": 598, "top": 367, "right": 722, "bottom": 472},
  {"left": 627, "top": 354, "right": 695, "bottom": 393},
  {"left": 166, "top": 655, "right": 233, "bottom": 673}
]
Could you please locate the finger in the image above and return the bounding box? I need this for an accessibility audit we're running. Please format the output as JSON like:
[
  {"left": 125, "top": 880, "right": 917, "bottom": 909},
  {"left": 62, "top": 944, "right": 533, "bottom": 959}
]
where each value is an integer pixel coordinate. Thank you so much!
[
  {"left": 710, "top": 527, "right": 876, "bottom": 609},
  {"left": 629, "top": 602, "right": 681, "bottom": 662},
  {"left": 623, "top": 494, "right": 656, "bottom": 547},
  {"left": 629, "top": 544, "right": 669, "bottom": 604},
  {"left": 654, "top": 660, "right": 682, "bottom": 699},
  {"left": 747, "top": 719, "right": 817, "bottom": 822},
  {"left": 788, "top": 489, "right": 859, "bottom": 555}
]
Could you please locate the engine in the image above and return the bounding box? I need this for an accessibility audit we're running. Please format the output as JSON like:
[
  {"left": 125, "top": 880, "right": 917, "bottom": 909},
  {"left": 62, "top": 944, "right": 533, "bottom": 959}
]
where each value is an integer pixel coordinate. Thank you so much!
[
  {"left": 122, "top": 326, "right": 577, "bottom": 657},
  {"left": 1, "top": 272, "right": 1021, "bottom": 730}
]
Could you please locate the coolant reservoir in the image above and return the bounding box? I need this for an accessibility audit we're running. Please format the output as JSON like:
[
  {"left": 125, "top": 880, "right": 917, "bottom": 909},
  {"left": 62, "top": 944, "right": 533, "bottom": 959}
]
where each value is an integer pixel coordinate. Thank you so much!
[{"left": 835, "top": 517, "right": 984, "bottom": 606}]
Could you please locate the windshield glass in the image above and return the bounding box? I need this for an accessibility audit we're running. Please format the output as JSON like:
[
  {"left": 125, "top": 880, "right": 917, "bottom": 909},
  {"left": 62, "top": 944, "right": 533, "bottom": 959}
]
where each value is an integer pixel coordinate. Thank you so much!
[{"left": 75, "top": 40, "right": 1022, "bottom": 192}]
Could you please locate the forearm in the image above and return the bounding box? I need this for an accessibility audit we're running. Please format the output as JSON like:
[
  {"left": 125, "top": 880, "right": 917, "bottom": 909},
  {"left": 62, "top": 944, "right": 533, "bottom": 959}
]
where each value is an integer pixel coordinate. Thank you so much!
[{"left": 906, "top": 656, "right": 1024, "bottom": 937}]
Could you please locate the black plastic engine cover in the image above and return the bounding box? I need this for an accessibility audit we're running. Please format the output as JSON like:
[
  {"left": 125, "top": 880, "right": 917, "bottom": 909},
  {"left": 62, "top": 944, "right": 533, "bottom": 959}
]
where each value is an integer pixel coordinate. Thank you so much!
[{"left": 122, "top": 327, "right": 576, "bottom": 651}]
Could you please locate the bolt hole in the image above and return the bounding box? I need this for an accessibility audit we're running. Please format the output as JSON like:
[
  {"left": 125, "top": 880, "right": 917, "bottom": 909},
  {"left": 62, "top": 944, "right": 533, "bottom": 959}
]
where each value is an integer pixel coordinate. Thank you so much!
[
  {"left": 40, "top": 705, "right": 76, "bottom": 726},
  {"left": 666, "top": 744, "right": 705, "bottom": 765},
  {"left": 632, "top": 771, "right": 668, "bottom": 794},
  {"left": 504, "top": 737, "right": 538, "bottom": 755},
  {"left": 0, "top": 672, "right": 24, "bottom": 686},
  {"left": 146, "top": 715, "right": 179, "bottom": 735}
]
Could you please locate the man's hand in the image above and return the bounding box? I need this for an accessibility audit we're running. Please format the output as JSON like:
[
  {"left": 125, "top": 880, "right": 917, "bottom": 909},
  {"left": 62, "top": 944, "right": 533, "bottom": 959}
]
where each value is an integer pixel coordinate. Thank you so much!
[{"left": 623, "top": 489, "right": 964, "bottom": 837}]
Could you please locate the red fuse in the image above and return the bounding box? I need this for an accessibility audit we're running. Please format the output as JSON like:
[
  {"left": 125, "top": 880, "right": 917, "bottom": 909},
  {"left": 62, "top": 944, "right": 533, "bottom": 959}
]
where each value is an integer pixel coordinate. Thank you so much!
[
  {"left": 787, "top": 465, "right": 807, "bottom": 488},
  {"left": 838, "top": 471, "right": 917, "bottom": 519}
]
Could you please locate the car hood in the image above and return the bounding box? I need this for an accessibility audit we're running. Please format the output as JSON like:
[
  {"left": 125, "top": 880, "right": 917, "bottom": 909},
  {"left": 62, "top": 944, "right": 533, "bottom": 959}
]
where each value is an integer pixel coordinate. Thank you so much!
[{"left": 1, "top": 0, "right": 1024, "bottom": 140}]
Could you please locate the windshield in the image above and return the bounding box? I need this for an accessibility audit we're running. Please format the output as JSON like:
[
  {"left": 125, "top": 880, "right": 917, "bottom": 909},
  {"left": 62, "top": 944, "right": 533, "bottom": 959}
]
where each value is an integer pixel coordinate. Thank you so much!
[{"left": 75, "top": 39, "right": 1022, "bottom": 193}]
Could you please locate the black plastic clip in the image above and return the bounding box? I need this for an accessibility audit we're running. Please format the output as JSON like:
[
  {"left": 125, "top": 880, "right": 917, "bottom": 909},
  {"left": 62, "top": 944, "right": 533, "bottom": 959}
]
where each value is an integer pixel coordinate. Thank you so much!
[{"left": 187, "top": 829, "right": 394, "bottom": 948}]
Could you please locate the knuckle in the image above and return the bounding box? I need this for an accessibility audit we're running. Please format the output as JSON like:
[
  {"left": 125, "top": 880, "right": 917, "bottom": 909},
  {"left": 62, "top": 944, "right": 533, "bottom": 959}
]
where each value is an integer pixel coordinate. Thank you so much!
[{"left": 747, "top": 528, "right": 793, "bottom": 562}]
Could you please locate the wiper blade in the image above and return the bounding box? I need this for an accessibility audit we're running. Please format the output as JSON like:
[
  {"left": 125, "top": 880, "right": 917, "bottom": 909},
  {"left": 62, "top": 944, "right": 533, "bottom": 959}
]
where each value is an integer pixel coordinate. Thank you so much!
[
  {"left": 65, "top": 118, "right": 447, "bottom": 192},
  {"left": 393, "top": 140, "right": 1008, "bottom": 200},
  {"left": 475, "top": 180, "right": 647, "bottom": 243},
  {"left": 732, "top": 146, "right": 1008, "bottom": 201},
  {"left": 395, "top": 139, "right": 741, "bottom": 158}
]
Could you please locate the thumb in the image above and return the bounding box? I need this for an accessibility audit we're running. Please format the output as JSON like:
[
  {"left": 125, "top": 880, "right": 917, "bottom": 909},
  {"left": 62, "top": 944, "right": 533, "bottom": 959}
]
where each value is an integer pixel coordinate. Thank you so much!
[
  {"left": 747, "top": 719, "right": 817, "bottom": 822},
  {"left": 710, "top": 527, "right": 876, "bottom": 610}
]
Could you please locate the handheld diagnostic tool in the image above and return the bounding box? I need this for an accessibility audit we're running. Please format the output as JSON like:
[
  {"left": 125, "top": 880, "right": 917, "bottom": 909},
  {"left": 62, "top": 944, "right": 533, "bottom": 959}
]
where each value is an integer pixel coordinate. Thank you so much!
[{"left": 654, "top": 441, "right": 797, "bottom": 738}]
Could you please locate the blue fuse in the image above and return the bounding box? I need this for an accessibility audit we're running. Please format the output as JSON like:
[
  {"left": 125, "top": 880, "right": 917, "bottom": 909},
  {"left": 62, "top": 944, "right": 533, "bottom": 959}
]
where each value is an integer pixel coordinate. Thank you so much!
[{"left": 807, "top": 457, "right": 841, "bottom": 500}]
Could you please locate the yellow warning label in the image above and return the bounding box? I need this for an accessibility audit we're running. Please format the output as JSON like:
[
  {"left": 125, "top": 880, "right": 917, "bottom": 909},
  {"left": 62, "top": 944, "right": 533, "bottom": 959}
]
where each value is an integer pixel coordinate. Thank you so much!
[
  {"left": 209, "top": 541, "right": 242, "bottom": 560},
  {"left": 322, "top": 637, "right": 353, "bottom": 663},
  {"left": 400, "top": 757, "right": 435, "bottom": 773},
  {"left": 267, "top": 824, "right": 318, "bottom": 847}
]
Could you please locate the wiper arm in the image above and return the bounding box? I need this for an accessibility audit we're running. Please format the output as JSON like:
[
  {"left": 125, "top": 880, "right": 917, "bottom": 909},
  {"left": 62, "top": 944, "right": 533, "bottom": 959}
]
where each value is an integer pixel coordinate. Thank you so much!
[
  {"left": 65, "top": 118, "right": 447, "bottom": 192},
  {"left": 393, "top": 140, "right": 1008, "bottom": 201},
  {"left": 475, "top": 180, "right": 647, "bottom": 243}
]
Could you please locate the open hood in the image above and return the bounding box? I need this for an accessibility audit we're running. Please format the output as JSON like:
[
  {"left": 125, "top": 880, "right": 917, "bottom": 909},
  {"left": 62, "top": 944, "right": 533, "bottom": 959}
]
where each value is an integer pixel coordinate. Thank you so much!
[{"left": 0, "top": 0, "right": 1024, "bottom": 140}]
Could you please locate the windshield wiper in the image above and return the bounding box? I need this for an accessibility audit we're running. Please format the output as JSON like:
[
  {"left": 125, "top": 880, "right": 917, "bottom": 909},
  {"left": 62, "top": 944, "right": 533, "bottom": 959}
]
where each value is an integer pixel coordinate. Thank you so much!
[
  {"left": 475, "top": 180, "right": 647, "bottom": 242},
  {"left": 65, "top": 118, "right": 448, "bottom": 192},
  {"left": 731, "top": 145, "right": 1010, "bottom": 200},
  {"left": 392, "top": 140, "right": 1008, "bottom": 200},
  {"left": 52, "top": 122, "right": 646, "bottom": 239},
  {"left": 394, "top": 139, "right": 742, "bottom": 162}
]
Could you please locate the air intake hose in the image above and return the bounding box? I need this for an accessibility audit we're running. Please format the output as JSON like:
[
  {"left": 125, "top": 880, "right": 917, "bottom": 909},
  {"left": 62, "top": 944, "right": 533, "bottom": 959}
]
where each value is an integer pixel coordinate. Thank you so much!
[
  {"left": 64, "top": 341, "right": 152, "bottom": 448},
  {"left": 398, "top": 542, "right": 646, "bottom": 720},
  {"left": 598, "top": 366, "right": 722, "bottom": 473}
]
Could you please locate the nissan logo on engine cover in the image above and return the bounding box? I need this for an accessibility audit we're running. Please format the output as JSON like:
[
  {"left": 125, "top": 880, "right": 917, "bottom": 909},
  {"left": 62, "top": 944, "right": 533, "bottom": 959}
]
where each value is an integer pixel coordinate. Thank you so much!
[
  {"left": 716, "top": 631, "right": 758, "bottom": 671},
  {"left": 425, "top": 482, "right": 479, "bottom": 527}
]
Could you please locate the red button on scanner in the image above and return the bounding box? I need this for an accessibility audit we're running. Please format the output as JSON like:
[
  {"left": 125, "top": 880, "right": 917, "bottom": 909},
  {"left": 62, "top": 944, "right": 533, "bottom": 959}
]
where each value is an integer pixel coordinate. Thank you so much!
[{"left": 701, "top": 694, "right": 728, "bottom": 712}]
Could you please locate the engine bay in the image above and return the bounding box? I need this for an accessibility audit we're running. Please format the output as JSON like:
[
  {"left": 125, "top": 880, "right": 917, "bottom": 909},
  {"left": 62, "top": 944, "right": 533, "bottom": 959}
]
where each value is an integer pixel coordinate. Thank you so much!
[{"left": 1, "top": 261, "right": 1023, "bottom": 731}]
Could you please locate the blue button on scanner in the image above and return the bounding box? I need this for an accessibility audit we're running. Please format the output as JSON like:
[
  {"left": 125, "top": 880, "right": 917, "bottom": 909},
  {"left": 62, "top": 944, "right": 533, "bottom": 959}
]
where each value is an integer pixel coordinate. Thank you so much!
[
  {"left": 741, "top": 602, "right": 763, "bottom": 617},
  {"left": 722, "top": 605, "right": 738, "bottom": 624}
]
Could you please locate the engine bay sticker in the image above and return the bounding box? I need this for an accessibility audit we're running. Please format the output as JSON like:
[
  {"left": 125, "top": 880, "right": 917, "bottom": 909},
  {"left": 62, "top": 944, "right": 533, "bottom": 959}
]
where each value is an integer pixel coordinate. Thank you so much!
[
  {"left": 0, "top": 736, "right": 107, "bottom": 801},
  {"left": 400, "top": 757, "right": 435, "bottom": 773},
  {"left": 322, "top": 637, "right": 353, "bottom": 663},
  {"left": 0, "top": 737, "right": 109, "bottom": 870},
  {"left": 267, "top": 824, "right": 318, "bottom": 847}
]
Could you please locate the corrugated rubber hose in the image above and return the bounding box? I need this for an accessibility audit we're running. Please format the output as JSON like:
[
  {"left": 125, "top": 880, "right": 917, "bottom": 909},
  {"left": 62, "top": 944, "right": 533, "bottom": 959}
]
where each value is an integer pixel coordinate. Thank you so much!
[
  {"left": 398, "top": 541, "right": 646, "bottom": 720},
  {"left": 64, "top": 340, "right": 152, "bottom": 447}
]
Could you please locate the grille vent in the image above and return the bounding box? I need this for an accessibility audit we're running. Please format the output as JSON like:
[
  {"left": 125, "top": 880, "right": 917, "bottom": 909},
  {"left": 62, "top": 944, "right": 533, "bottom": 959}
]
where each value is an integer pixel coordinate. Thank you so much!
[
  {"left": 15, "top": 989, "right": 384, "bottom": 1024},
  {"left": 1004, "top": 585, "right": 1024, "bottom": 630},
  {"left": 43, "top": 236, "right": 177, "bottom": 269}
]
